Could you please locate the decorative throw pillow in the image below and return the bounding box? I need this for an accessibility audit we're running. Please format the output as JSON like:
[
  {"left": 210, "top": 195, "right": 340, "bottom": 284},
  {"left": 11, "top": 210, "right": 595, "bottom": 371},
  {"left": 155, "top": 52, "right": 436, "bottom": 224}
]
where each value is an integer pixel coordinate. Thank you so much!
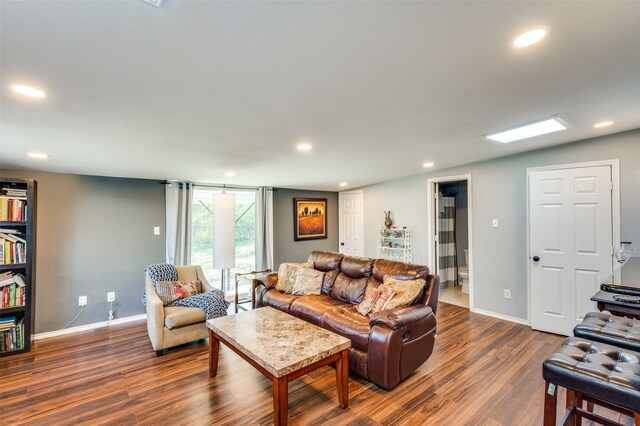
[
  {"left": 155, "top": 280, "right": 200, "bottom": 305},
  {"left": 276, "top": 262, "right": 313, "bottom": 293},
  {"left": 369, "top": 284, "right": 395, "bottom": 314},
  {"left": 356, "top": 285, "right": 381, "bottom": 316},
  {"left": 291, "top": 268, "right": 324, "bottom": 295},
  {"left": 382, "top": 276, "right": 425, "bottom": 311}
]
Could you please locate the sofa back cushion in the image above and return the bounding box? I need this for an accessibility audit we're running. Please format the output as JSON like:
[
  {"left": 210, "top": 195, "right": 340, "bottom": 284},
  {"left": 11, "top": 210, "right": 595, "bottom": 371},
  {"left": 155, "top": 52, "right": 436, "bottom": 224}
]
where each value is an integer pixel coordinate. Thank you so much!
[
  {"left": 372, "top": 259, "right": 429, "bottom": 282},
  {"left": 308, "top": 251, "right": 344, "bottom": 294},
  {"left": 308, "top": 251, "right": 344, "bottom": 272},
  {"left": 329, "top": 255, "right": 375, "bottom": 304}
]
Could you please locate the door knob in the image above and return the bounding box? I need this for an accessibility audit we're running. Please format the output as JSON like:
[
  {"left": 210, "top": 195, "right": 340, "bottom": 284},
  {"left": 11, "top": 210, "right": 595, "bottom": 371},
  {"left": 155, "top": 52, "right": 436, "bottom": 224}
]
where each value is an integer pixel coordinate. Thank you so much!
[
  {"left": 340, "top": 242, "right": 345, "bottom": 246},
  {"left": 532, "top": 256, "right": 540, "bottom": 262}
]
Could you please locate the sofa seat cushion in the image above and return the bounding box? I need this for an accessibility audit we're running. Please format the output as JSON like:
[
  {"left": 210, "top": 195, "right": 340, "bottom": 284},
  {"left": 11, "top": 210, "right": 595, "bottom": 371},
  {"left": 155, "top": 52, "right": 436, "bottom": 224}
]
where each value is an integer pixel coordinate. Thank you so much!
[
  {"left": 290, "top": 294, "right": 350, "bottom": 326},
  {"left": 262, "top": 289, "right": 300, "bottom": 313},
  {"left": 164, "top": 306, "right": 205, "bottom": 330},
  {"left": 322, "top": 306, "right": 371, "bottom": 351}
]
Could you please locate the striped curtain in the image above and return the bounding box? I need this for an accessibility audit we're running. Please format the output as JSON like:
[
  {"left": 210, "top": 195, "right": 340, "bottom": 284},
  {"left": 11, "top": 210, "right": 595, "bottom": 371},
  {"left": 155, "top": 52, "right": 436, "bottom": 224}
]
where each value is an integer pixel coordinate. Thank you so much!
[{"left": 438, "top": 195, "right": 457, "bottom": 288}]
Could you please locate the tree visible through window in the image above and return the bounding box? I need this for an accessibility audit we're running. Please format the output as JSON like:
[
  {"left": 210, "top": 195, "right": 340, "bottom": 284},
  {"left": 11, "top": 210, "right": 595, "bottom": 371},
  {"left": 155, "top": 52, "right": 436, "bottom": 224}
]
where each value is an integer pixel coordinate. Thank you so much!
[{"left": 191, "top": 188, "right": 256, "bottom": 293}]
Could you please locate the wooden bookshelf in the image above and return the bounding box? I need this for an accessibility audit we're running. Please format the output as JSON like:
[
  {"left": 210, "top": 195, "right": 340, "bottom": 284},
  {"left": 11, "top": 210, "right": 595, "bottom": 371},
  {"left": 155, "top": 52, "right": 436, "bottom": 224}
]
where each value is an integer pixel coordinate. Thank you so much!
[{"left": 0, "top": 178, "right": 36, "bottom": 356}]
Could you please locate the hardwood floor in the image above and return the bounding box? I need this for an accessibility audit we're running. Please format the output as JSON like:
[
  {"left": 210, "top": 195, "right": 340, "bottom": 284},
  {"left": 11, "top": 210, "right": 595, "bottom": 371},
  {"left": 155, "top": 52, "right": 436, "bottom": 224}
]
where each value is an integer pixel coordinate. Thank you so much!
[{"left": 0, "top": 303, "right": 634, "bottom": 425}]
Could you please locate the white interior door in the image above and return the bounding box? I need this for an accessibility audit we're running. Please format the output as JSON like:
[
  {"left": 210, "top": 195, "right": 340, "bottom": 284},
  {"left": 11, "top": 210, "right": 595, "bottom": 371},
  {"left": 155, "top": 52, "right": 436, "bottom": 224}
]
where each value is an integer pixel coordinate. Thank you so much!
[
  {"left": 339, "top": 190, "right": 364, "bottom": 256},
  {"left": 529, "top": 165, "right": 613, "bottom": 336}
]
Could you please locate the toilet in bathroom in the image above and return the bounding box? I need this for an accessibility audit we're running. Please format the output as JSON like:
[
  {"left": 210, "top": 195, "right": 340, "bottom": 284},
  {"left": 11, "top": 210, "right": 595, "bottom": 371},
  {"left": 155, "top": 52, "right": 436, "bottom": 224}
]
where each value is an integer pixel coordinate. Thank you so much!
[{"left": 458, "top": 249, "right": 469, "bottom": 294}]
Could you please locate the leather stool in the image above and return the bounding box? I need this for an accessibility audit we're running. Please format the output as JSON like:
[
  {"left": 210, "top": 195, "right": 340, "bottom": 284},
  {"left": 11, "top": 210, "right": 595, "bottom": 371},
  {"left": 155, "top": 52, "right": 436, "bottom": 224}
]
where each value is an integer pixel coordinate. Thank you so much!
[
  {"left": 574, "top": 311, "right": 640, "bottom": 352},
  {"left": 543, "top": 337, "right": 640, "bottom": 425}
]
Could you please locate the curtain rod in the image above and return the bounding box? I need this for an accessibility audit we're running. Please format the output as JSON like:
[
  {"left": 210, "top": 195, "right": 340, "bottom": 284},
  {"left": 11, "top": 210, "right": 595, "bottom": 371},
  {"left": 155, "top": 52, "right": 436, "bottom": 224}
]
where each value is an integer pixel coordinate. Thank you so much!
[{"left": 160, "top": 180, "right": 276, "bottom": 191}]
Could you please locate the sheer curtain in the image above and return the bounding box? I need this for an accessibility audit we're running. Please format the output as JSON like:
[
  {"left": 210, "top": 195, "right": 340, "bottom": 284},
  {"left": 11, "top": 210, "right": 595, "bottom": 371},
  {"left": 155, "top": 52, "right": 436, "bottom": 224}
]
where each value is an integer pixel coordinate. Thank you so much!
[
  {"left": 255, "top": 187, "right": 274, "bottom": 270},
  {"left": 165, "top": 182, "right": 193, "bottom": 265}
]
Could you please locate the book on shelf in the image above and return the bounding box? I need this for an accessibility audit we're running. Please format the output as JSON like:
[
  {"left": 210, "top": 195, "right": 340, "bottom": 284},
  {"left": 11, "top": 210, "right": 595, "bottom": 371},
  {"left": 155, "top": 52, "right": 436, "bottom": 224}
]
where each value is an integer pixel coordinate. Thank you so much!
[
  {"left": 1, "top": 283, "right": 25, "bottom": 308},
  {"left": 0, "top": 233, "right": 27, "bottom": 264},
  {"left": 1, "top": 186, "right": 27, "bottom": 197},
  {"left": 0, "top": 272, "right": 26, "bottom": 287},
  {"left": 0, "top": 197, "right": 27, "bottom": 221},
  {"left": 0, "top": 316, "right": 24, "bottom": 352}
]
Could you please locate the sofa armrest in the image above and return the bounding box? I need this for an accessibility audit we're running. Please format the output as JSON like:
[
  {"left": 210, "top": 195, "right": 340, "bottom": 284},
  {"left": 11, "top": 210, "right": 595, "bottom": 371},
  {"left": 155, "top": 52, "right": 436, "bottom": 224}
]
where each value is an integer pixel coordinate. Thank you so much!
[
  {"left": 256, "top": 272, "right": 278, "bottom": 290},
  {"left": 369, "top": 304, "right": 434, "bottom": 330}
]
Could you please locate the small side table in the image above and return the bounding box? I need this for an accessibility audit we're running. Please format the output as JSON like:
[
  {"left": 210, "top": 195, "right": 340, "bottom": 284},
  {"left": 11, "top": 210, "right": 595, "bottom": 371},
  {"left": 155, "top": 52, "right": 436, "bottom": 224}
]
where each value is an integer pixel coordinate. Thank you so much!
[
  {"left": 591, "top": 290, "right": 640, "bottom": 320},
  {"left": 234, "top": 269, "right": 272, "bottom": 313}
]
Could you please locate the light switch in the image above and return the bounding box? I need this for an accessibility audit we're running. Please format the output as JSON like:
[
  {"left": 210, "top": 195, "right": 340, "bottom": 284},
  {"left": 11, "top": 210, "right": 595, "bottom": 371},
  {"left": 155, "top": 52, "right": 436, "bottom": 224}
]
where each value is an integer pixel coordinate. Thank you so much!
[
  {"left": 492, "top": 219, "right": 499, "bottom": 228},
  {"left": 154, "top": 226, "right": 160, "bottom": 235}
]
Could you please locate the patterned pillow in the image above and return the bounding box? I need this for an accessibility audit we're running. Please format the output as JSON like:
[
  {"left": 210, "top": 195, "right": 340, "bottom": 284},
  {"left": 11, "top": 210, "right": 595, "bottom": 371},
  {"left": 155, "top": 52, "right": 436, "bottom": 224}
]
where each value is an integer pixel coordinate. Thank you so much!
[
  {"left": 369, "top": 284, "right": 395, "bottom": 315},
  {"left": 356, "top": 285, "right": 381, "bottom": 316},
  {"left": 291, "top": 268, "right": 324, "bottom": 295},
  {"left": 276, "top": 262, "right": 313, "bottom": 293},
  {"left": 382, "top": 276, "right": 425, "bottom": 310},
  {"left": 155, "top": 280, "right": 201, "bottom": 305}
]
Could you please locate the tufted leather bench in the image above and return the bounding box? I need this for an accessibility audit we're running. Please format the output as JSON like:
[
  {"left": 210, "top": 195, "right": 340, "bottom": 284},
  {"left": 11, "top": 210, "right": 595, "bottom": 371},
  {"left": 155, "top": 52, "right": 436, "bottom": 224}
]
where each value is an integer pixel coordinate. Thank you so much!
[
  {"left": 543, "top": 337, "right": 640, "bottom": 425},
  {"left": 574, "top": 311, "right": 640, "bottom": 352}
]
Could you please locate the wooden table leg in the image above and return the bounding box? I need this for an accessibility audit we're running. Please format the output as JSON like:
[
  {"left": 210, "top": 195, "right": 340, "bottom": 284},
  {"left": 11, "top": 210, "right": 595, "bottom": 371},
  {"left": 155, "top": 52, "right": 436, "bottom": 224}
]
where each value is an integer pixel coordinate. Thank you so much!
[
  {"left": 336, "top": 349, "right": 349, "bottom": 409},
  {"left": 544, "top": 381, "right": 557, "bottom": 426},
  {"left": 273, "top": 376, "right": 288, "bottom": 426},
  {"left": 566, "top": 389, "right": 576, "bottom": 426},
  {"left": 209, "top": 330, "right": 219, "bottom": 377}
]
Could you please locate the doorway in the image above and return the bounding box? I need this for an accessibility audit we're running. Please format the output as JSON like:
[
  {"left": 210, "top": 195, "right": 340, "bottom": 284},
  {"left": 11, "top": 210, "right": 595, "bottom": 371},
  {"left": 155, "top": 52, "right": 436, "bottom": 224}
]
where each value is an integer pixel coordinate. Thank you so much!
[
  {"left": 528, "top": 160, "right": 620, "bottom": 336},
  {"left": 427, "top": 175, "right": 474, "bottom": 310},
  {"left": 339, "top": 190, "right": 364, "bottom": 256}
]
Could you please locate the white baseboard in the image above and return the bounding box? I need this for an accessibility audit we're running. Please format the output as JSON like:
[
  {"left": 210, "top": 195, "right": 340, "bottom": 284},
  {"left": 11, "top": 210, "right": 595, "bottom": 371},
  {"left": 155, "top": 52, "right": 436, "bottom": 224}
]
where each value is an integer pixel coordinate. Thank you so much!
[
  {"left": 34, "top": 314, "right": 147, "bottom": 340},
  {"left": 471, "top": 308, "right": 529, "bottom": 326}
]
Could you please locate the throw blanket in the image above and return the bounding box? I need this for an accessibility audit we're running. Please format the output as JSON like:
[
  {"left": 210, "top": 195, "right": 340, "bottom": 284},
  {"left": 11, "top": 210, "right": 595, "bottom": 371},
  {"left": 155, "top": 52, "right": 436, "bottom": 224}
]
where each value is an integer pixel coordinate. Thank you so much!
[
  {"left": 168, "top": 289, "right": 229, "bottom": 320},
  {"left": 142, "top": 262, "right": 228, "bottom": 320},
  {"left": 141, "top": 263, "right": 178, "bottom": 305}
]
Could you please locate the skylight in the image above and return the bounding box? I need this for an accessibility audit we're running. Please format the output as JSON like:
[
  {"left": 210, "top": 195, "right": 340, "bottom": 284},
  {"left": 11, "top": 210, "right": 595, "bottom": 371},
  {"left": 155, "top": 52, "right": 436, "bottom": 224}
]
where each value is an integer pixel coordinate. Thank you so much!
[{"left": 485, "top": 118, "right": 568, "bottom": 144}]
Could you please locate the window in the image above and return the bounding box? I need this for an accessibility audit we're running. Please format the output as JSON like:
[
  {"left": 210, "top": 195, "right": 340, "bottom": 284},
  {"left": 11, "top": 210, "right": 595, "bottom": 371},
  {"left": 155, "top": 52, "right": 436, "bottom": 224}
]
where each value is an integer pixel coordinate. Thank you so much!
[{"left": 191, "top": 187, "right": 256, "bottom": 293}]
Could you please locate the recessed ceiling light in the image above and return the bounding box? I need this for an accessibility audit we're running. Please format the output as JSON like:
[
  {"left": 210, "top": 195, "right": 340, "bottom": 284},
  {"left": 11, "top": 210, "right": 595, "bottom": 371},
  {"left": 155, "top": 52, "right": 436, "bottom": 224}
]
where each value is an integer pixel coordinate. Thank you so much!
[
  {"left": 593, "top": 121, "right": 613, "bottom": 128},
  {"left": 11, "top": 84, "right": 46, "bottom": 98},
  {"left": 512, "top": 27, "right": 549, "bottom": 48},
  {"left": 485, "top": 117, "right": 568, "bottom": 144},
  {"left": 422, "top": 162, "right": 435, "bottom": 168},
  {"left": 339, "top": 182, "right": 348, "bottom": 187},
  {"left": 224, "top": 171, "right": 236, "bottom": 177},
  {"left": 296, "top": 142, "right": 312, "bottom": 151},
  {"left": 27, "top": 152, "right": 50, "bottom": 159}
]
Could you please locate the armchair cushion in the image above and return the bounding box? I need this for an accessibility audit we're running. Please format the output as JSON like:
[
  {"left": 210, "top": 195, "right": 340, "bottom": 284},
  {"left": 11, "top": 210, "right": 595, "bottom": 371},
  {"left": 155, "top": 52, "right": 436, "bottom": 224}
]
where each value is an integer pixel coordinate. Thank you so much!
[{"left": 164, "top": 306, "right": 205, "bottom": 329}]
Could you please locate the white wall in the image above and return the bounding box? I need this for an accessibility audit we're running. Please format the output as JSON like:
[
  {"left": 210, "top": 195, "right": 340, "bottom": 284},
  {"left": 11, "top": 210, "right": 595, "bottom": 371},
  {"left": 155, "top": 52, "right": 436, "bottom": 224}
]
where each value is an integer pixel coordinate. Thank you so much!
[{"left": 358, "top": 129, "right": 640, "bottom": 321}]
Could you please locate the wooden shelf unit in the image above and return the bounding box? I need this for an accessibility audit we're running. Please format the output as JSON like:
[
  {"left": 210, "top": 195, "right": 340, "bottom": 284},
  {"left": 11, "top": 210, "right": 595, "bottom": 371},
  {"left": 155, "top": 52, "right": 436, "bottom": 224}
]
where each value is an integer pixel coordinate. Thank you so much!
[{"left": 0, "top": 178, "right": 37, "bottom": 357}]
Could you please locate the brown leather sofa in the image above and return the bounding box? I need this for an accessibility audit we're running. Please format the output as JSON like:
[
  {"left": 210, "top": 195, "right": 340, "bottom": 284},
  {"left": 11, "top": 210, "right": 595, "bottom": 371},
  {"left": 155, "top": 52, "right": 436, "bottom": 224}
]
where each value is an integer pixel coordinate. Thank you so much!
[{"left": 255, "top": 251, "right": 440, "bottom": 390}]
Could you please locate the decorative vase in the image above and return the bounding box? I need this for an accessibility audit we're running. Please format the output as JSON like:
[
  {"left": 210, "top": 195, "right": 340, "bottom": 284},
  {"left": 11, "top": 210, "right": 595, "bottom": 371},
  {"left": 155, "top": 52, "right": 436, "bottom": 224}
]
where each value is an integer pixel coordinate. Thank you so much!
[{"left": 384, "top": 211, "right": 392, "bottom": 229}]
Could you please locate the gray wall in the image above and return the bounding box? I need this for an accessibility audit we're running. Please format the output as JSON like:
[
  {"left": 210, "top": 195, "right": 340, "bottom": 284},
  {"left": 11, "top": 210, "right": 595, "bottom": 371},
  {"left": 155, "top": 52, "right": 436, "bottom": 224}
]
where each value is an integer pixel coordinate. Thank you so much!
[
  {"left": 0, "top": 169, "right": 165, "bottom": 333},
  {"left": 358, "top": 129, "right": 640, "bottom": 321},
  {"left": 273, "top": 189, "right": 339, "bottom": 267}
]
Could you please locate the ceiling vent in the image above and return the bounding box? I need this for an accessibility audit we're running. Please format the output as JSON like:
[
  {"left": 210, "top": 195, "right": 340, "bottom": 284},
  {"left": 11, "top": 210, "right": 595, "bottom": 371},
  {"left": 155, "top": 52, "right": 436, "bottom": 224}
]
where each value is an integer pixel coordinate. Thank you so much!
[{"left": 140, "top": 0, "right": 163, "bottom": 7}]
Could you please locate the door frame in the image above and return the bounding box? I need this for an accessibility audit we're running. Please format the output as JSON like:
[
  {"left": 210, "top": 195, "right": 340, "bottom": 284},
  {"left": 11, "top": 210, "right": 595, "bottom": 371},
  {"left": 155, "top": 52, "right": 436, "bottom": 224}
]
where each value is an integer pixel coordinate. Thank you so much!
[
  {"left": 338, "top": 190, "right": 364, "bottom": 255},
  {"left": 427, "top": 174, "right": 474, "bottom": 311},
  {"left": 526, "top": 159, "right": 620, "bottom": 326}
]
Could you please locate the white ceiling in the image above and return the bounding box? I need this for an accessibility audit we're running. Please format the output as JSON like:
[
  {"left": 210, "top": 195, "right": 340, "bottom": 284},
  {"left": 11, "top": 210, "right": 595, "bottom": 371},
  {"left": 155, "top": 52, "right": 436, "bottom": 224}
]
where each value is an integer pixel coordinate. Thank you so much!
[{"left": 1, "top": 1, "right": 639, "bottom": 191}]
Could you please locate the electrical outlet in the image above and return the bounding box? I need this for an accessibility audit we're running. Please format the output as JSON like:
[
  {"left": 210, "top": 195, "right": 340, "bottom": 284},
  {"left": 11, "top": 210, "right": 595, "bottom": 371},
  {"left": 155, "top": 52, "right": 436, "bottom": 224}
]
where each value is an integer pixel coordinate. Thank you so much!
[
  {"left": 503, "top": 289, "right": 511, "bottom": 299},
  {"left": 154, "top": 226, "right": 160, "bottom": 235},
  {"left": 492, "top": 219, "right": 499, "bottom": 228},
  {"left": 78, "top": 295, "right": 88, "bottom": 306},
  {"left": 107, "top": 292, "right": 115, "bottom": 302}
]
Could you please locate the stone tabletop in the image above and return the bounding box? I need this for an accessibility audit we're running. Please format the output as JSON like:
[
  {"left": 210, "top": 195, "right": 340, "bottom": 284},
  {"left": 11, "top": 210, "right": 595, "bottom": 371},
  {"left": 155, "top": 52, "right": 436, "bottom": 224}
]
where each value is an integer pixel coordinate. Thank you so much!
[{"left": 206, "top": 307, "right": 351, "bottom": 378}]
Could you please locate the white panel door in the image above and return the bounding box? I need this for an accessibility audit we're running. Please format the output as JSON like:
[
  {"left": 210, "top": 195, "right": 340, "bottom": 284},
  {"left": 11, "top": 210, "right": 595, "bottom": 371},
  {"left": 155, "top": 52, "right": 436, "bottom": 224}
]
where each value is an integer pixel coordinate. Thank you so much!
[
  {"left": 339, "top": 191, "right": 364, "bottom": 256},
  {"left": 529, "top": 165, "right": 613, "bottom": 336}
]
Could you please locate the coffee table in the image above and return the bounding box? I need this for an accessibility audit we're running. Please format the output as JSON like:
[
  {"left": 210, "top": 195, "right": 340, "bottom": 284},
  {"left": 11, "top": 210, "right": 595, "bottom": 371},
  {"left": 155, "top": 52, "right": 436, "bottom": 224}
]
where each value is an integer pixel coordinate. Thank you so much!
[{"left": 206, "top": 307, "right": 351, "bottom": 425}]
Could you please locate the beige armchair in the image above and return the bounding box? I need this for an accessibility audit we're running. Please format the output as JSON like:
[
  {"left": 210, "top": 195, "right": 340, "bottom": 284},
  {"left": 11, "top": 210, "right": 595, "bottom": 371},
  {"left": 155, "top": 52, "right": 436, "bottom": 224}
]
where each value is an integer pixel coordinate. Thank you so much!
[{"left": 145, "top": 265, "right": 215, "bottom": 355}]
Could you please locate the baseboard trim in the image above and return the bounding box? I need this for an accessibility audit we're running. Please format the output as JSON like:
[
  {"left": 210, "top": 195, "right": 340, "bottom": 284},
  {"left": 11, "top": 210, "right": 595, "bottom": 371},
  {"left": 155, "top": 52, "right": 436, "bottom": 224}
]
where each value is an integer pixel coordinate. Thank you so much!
[
  {"left": 471, "top": 308, "right": 529, "bottom": 326},
  {"left": 34, "top": 314, "right": 147, "bottom": 340}
]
